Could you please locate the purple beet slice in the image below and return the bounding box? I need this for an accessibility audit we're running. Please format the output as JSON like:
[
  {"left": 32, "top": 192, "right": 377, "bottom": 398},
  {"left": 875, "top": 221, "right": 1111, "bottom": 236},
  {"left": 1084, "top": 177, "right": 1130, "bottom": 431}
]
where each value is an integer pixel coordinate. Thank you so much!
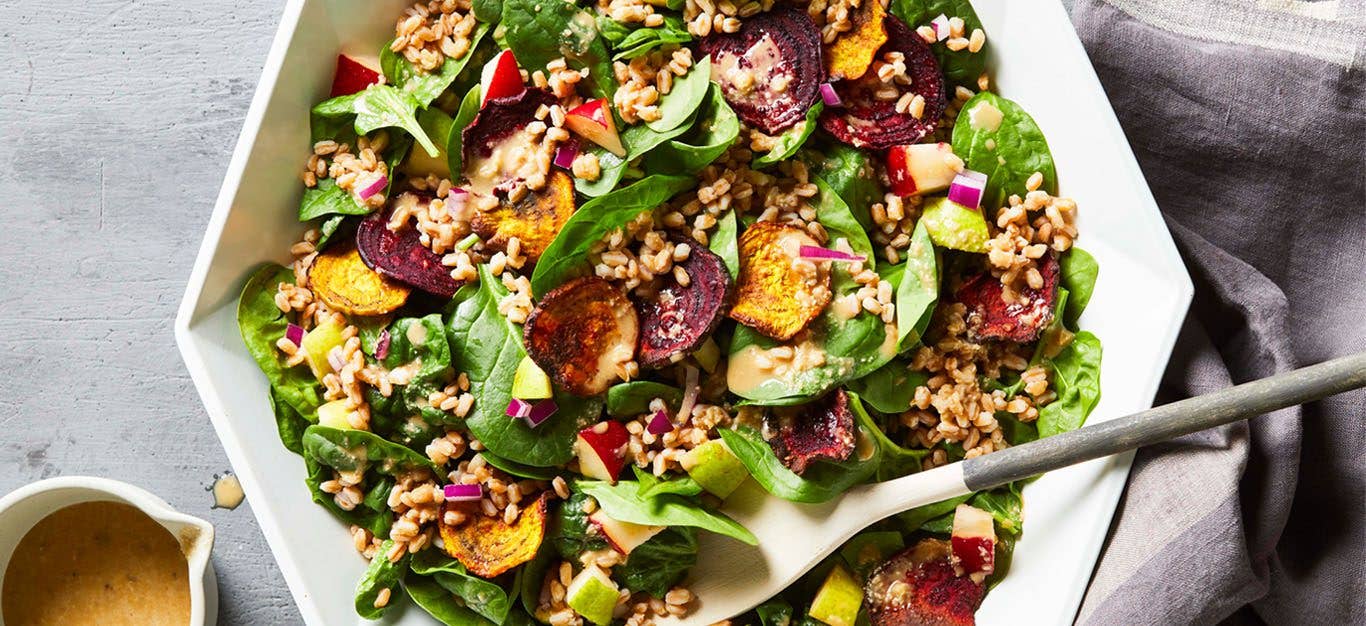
[
  {"left": 819, "top": 16, "right": 947, "bottom": 149},
  {"left": 767, "top": 389, "right": 857, "bottom": 475},
  {"left": 865, "top": 539, "right": 984, "bottom": 626},
  {"left": 356, "top": 193, "right": 463, "bottom": 298},
  {"left": 699, "top": 6, "right": 824, "bottom": 135},
  {"left": 955, "top": 253, "right": 1060, "bottom": 343},
  {"left": 635, "top": 242, "right": 734, "bottom": 368},
  {"left": 461, "top": 88, "right": 557, "bottom": 196}
]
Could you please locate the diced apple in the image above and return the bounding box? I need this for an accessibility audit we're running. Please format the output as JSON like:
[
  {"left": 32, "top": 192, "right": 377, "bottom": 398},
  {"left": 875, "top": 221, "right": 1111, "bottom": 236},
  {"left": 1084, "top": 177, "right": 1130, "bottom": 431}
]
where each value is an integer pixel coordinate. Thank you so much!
[
  {"left": 330, "top": 55, "right": 381, "bottom": 97},
  {"left": 886, "top": 142, "right": 963, "bottom": 197},
  {"left": 951, "top": 504, "right": 996, "bottom": 578},
  {"left": 565, "top": 564, "right": 619, "bottom": 626},
  {"left": 809, "top": 564, "right": 863, "bottom": 626},
  {"left": 564, "top": 98, "right": 626, "bottom": 157},
  {"left": 919, "top": 196, "right": 990, "bottom": 253},
  {"left": 692, "top": 337, "right": 721, "bottom": 374},
  {"left": 681, "top": 439, "right": 747, "bottom": 499},
  {"left": 512, "top": 356, "right": 554, "bottom": 400},
  {"left": 589, "top": 510, "right": 664, "bottom": 555},
  {"left": 302, "top": 319, "right": 347, "bottom": 379},
  {"left": 574, "top": 421, "right": 630, "bottom": 483},
  {"left": 480, "top": 50, "right": 526, "bottom": 107},
  {"left": 317, "top": 399, "right": 354, "bottom": 430}
]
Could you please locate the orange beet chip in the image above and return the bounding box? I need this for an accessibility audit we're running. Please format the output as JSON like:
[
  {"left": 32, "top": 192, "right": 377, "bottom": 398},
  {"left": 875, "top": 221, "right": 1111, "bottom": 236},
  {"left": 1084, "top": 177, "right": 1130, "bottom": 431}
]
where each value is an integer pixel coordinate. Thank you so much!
[
  {"left": 440, "top": 494, "right": 549, "bottom": 578},
  {"left": 470, "top": 170, "right": 577, "bottom": 263},
  {"left": 309, "top": 243, "right": 410, "bottom": 316},
  {"left": 728, "top": 222, "right": 832, "bottom": 341},
  {"left": 825, "top": 0, "right": 888, "bottom": 81}
]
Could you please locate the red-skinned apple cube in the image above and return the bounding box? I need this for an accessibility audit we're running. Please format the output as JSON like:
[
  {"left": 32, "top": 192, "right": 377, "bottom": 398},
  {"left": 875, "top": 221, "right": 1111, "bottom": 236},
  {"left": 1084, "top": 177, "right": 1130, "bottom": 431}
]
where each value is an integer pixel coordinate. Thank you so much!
[
  {"left": 575, "top": 421, "right": 630, "bottom": 483},
  {"left": 564, "top": 99, "right": 627, "bottom": 157},
  {"left": 331, "top": 55, "right": 381, "bottom": 97},
  {"left": 588, "top": 510, "right": 664, "bottom": 555},
  {"left": 480, "top": 50, "right": 526, "bottom": 107},
  {"left": 950, "top": 504, "right": 996, "bottom": 577},
  {"left": 887, "top": 143, "right": 961, "bottom": 197}
]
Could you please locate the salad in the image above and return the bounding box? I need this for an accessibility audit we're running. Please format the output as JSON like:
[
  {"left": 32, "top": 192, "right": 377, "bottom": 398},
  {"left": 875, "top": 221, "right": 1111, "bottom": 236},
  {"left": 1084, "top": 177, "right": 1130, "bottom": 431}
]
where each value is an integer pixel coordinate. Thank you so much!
[{"left": 237, "top": 0, "right": 1103, "bottom": 624}]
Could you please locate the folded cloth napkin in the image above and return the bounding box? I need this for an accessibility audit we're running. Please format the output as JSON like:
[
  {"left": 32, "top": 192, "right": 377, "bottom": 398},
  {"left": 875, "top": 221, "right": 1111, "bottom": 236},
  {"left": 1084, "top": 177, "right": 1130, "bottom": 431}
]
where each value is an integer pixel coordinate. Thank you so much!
[{"left": 1068, "top": 1, "right": 1365, "bottom": 624}]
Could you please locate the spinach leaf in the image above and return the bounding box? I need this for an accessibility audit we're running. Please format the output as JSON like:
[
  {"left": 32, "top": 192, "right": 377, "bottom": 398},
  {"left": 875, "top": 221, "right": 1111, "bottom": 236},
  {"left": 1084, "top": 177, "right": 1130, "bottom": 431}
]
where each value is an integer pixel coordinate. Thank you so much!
[
  {"left": 613, "top": 526, "right": 698, "bottom": 597},
  {"left": 838, "top": 530, "right": 904, "bottom": 578},
  {"left": 531, "top": 175, "right": 696, "bottom": 295},
  {"left": 969, "top": 482, "right": 1024, "bottom": 536},
  {"left": 848, "top": 390, "right": 927, "bottom": 481},
  {"left": 1059, "top": 247, "right": 1098, "bottom": 328},
  {"left": 710, "top": 209, "right": 741, "bottom": 279},
  {"left": 1037, "top": 330, "right": 1102, "bottom": 438},
  {"left": 406, "top": 575, "right": 497, "bottom": 626},
  {"left": 303, "top": 456, "right": 392, "bottom": 537},
  {"left": 411, "top": 550, "right": 515, "bottom": 624},
  {"left": 632, "top": 466, "right": 704, "bottom": 498},
  {"left": 474, "top": 0, "right": 503, "bottom": 23},
  {"left": 302, "top": 425, "right": 440, "bottom": 474},
  {"left": 355, "top": 539, "right": 408, "bottom": 619},
  {"left": 268, "top": 386, "right": 312, "bottom": 455},
  {"left": 644, "top": 83, "right": 740, "bottom": 174},
  {"left": 380, "top": 314, "right": 458, "bottom": 425},
  {"left": 597, "top": 15, "right": 633, "bottom": 46},
  {"left": 809, "top": 143, "right": 882, "bottom": 233},
  {"left": 647, "top": 56, "right": 711, "bottom": 133},
  {"left": 501, "top": 0, "right": 615, "bottom": 99},
  {"left": 575, "top": 480, "right": 757, "bottom": 544},
  {"left": 520, "top": 545, "right": 555, "bottom": 619},
  {"left": 896, "top": 493, "right": 971, "bottom": 534},
  {"left": 363, "top": 476, "right": 394, "bottom": 513},
  {"left": 447, "top": 84, "right": 483, "bottom": 176},
  {"left": 887, "top": 0, "right": 989, "bottom": 87},
  {"left": 951, "top": 92, "right": 1057, "bottom": 212},
  {"left": 845, "top": 361, "right": 927, "bottom": 414},
  {"left": 884, "top": 220, "right": 940, "bottom": 350},
  {"left": 237, "top": 264, "right": 322, "bottom": 420},
  {"left": 381, "top": 23, "right": 491, "bottom": 107},
  {"left": 316, "top": 214, "right": 351, "bottom": 249},
  {"left": 753, "top": 103, "right": 823, "bottom": 169},
  {"left": 813, "top": 176, "right": 875, "bottom": 264},
  {"left": 575, "top": 108, "right": 699, "bottom": 197},
  {"left": 612, "top": 15, "right": 693, "bottom": 60},
  {"left": 482, "top": 451, "right": 563, "bottom": 480},
  {"left": 718, "top": 423, "right": 879, "bottom": 504},
  {"left": 756, "top": 599, "right": 795, "bottom": 626},
  {"left": 607, "top": 381, "right": 683, "bottom": 417},
  {"left": 552, "top": 490, "right": 609, "bottom": 559},
  {"left": 447, "top": 266, "right": 605, "bottom": 466},
  {"left": 299, "top": 133, "right": 414, "bottom": 222},
  {"left": 311, "top": 85, "right": 442, "bottom": 157}
]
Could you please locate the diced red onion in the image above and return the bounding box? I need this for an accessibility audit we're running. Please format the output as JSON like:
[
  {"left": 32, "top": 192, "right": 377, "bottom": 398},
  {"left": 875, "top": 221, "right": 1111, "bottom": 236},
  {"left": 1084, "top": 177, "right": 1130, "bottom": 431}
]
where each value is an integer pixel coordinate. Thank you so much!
[
  {"left": 443, "top": 484, "right": 483, "bottom": 501},
  {"left": 799, "top": 245, "right": 866, "bottom": 263},
  {"left": 286, "top": 323, "right": 305, "bottom": 346},
  {"left": 446, "top": 187, "right": 469, "bottom": 217},
  {"left": 375, "top": 329, "right": 391, "bottom": 360},
  {"left": 947, "top": 169, "right": 989, "bottom": 210},
  {"left": 327, "top": 346, "right": 346, "bottom": 372},
  {"left": 819, "top": 83, "right": 842, "bottom": 107},
  {"left": 524, "top": 399, "right": 559, "bottom": 428},
  {"left": 931, "top": 14, "right": 951, "bottom": 41},
  {"left": 357, "top": 174, "right": 389, "bottom": 200},
  {"left": 507, "top": 398, "right": 534, "bottom": 419},
  {"left": 647, "top": 409, "right": 674, "bottom": 435},
  {"left": 676, "top": 365, "right": 699, "bottom": 424},
  {"left": 553, "top": 142, "right": 579, "bottom": 170}
]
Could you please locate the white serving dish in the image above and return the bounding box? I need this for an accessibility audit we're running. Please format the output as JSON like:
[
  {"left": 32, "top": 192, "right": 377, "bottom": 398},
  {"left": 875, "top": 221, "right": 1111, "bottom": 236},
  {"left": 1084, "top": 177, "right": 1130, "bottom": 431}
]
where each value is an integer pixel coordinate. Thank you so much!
[
  {"left": 0, "top": 477, "right": 218, "bottom": 626},
  {"left": 174, "top": 0, "right": 1192, "bottom": 624}
]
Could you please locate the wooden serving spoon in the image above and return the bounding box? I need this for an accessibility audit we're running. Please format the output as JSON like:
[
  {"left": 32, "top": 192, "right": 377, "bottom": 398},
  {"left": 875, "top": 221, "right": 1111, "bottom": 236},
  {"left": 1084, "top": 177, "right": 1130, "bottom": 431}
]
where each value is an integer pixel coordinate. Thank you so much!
[{"left": 665, "top": 351, "right": 1366, "bottom": 625}]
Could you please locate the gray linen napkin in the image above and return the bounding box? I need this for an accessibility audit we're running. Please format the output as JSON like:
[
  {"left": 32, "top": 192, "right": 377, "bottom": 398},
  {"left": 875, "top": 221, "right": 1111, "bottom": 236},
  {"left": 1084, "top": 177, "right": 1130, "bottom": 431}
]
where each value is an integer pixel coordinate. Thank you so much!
[{"left": 1066, "top": 1, "right": 1365, "bottom": 624}]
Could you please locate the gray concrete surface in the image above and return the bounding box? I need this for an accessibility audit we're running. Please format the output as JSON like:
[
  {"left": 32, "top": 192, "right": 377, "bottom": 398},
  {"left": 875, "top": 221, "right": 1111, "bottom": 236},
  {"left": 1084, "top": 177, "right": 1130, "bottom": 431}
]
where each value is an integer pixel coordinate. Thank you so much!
[{"left": 0, "top": 2, "right": 1080, "bottom": 624}]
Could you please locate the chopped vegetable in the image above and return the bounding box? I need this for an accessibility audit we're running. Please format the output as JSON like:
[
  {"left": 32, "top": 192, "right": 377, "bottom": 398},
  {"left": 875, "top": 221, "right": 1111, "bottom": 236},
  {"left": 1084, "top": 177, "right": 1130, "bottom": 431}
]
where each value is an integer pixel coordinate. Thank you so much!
[
  {"left": 729, "top": 222, "right": 832, "bottom": 341},
  {"left": 524, "top": 277, "right": 640, "bottom": 396},
  {"left": 440, "top": 494, "right": 549, "bottom": 577},
  {"left": 309, "top": 243, "right": 411, "bottom": 316}
]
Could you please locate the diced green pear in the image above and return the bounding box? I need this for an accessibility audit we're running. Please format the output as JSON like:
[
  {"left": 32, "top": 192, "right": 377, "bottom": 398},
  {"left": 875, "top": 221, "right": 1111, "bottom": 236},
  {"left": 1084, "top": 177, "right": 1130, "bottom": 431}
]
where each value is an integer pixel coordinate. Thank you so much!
[
  {"left": 302, "top": 319, "right": 347, "bottom": 379},
  {"left": 920, "top": 197, "right": 990, "bottom": 253},
  {"left": 565, "top": 564, "right": 619, "bottom": 625},
  {"left": 808, "top": 564, "right": 862, "bottom": 626},
  {"left": 317, "top": 400, "right": 354, "bottom": 429},
  {"left": 692, "top": 337, "right": 721, "bottom": 374},
  {"left": 512, "top": 356, "right": 554, "bottom": 399},
  {"left": 681, "top": 439, "right": 747, "bottom": 499}
]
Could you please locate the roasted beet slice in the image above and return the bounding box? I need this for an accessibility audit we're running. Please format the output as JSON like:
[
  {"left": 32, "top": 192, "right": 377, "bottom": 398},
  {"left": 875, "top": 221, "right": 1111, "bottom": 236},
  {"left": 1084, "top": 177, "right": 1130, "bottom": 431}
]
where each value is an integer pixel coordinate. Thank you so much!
[
  {"left": 356, "top": 193, "right": 464, "bottom": 298},
  {"left": 956, "top": 253, "right": 1060, "bottom": 343},
  {"left": 461, "top": 88, "right": 558, "bottom": 196},
  {"left": 524, "top": 277, "right": 640, "bottom": 397},
  {"left": 470, "top": 169, "right": 576, "bottom": 263},
  {"left": 699, "top": 6, "right": 824, "bottom": 134},
  {"left": 865, "top": 539, "right": 985, "bottom": 626},
  {"left": 729, "top": 222, "right": 832, "bottom": 341},
  {"left": 825, "top": 0, "right": 888, "bottom": 81},
  {"left": 819, "top": 16, "right": 947, "bottom": 149},
  {"left": 635, "top": 242, "right": 734, "bottom": 368},
  {"left": 441, "top": 494, "right": 549, "bottom": 578},
  {"left": 310, "top": 242, "right": 411, "bottom": 317},
  {"left": 768, "top": 389, "right": 857, "bottom": 475}
]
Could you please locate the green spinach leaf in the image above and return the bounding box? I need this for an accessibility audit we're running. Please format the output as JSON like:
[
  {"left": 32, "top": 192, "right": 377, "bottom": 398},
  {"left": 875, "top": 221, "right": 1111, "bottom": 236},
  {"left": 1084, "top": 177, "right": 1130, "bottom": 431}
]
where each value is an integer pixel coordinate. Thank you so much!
[
  {"left": 447, "top": 84, "right": 483, "bottom": 176},
  {"left": 644, "top": 83, "right": 740, "bottom": 175},
  {"left": 847, "top": 390, "right": 927, "bottom": 481},
  {"left": 311, "top": 85, "right": 442, "bottom": 157},
  {"left": 647, "top": 56, "right": 711, "bottom": 133},
  {"left": 951, "top": 92, "right": 1057, "bottom": 212},
  {"left": 379, "top": 314, "right": 458, "bottom": 425},
  {"left": 355, "top": 539, "right": 408, "bottom": 620},
  {"left": 501, "top": 0, "right": 615, "bottom": 99},
  {"left": 381, "top": 23, "right": 491, "bottom": 107},
  {"left": 575, "top": 480, "right": 757, "bottom": 544},
  {"left": 753, "top": 103, "right": 823, "bottom": 168},
  {"left": 612, "top": 15, "right": 693, "bottom": 60},
  {"left": 474, "top": 0, "right": 504, "bottom": 23},
  {"left": 531, "top": 175, "right": 696, "bottom": 295},
  {"left": 809, "top": 143, "right": 882, "bottom": 233},
  {"left": 482, "top": 451, "right": 563, "bottom": 480},
  {"left": 237, "top": 264, "right": 322, "bottom": 420},
  {"left": 613, "top": 526, "right": 698, "bottom": 597},
  {"left": 887, "top": 0, "right": 989, "bottom": 87},
  {"left": 1059, "top": 247, "right": 1098, "bottom": 328},
  {"left": 552, "top": 490, "right": 610, "bottom": 559},
  {"left": 607, "top": 381, "right": 683, "bottom": 417},
  {"left": 447, "top": 265, "right": 605, "bottom": 466},
  {"left": 302, "top": 425, "right": 439, "bottom": 475},
  {"left": 632, "top": 466, "right": 704, "bottom": 498},
  {"left": 710, "top": 209, "right": 741, "bottom": 279},
  {"left": 845, "top": 361, "right": 926, "bottom": 414},
  {"left": 303, "top": 456, "right": 392, "bottom": 538},
  {"left": 756, "top": 599, "right": 795, "bottom": 626},
  {"left": 718, "top": 423, "right": 879, "bottom": 504},
  {"left": 1037, "top": 330, "right": 1102, "bottom": 438},
  {"left": 406, "top": 575, "right": 497, "bottom": 626},
  {"left": 411, "top": 550, "right": 515, "bottom": 624},
  {"left": 813, "top": 176, "right": 876, "bottom": 264},
  {"left": 883, "top": 220, "right": 940, "bottom": 350},
  {"left": 838, "top": 530, "right": 905, "bottom": 578},
  {"left": 896, "top": 493, "right": 971, "bottom": 534},
  {"left": 268, "top": 386, "right": 312, "bottom": 455}
]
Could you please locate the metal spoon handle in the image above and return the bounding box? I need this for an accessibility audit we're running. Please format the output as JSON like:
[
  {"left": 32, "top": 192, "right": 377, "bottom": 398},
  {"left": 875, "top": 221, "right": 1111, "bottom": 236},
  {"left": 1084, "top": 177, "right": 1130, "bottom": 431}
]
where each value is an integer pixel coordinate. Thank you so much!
[{"left": 962, "top": 351, "right": 1366, "bottom": 491}]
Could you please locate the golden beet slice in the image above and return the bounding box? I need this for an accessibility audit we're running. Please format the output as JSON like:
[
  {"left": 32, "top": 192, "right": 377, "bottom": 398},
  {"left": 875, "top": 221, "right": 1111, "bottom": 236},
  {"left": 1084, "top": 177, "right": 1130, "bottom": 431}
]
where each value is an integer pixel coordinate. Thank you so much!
[
  {"left": 825, "top": 0, "right": 888, "bottom": 81},
  {"left": 440, "top": 494, "right": 549, "bottom": 578},
  {"left": 470, "top": 169, "right": 576, "bottom": 263},
  {"left": 524, "top": 277, "right": 640, "bottom": 397},
  {"left": 309, "top": 243, "right": 410, "bottom": 316},
  {"left": 729, "top": 222, "right": 832, "bottom": 341}
]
